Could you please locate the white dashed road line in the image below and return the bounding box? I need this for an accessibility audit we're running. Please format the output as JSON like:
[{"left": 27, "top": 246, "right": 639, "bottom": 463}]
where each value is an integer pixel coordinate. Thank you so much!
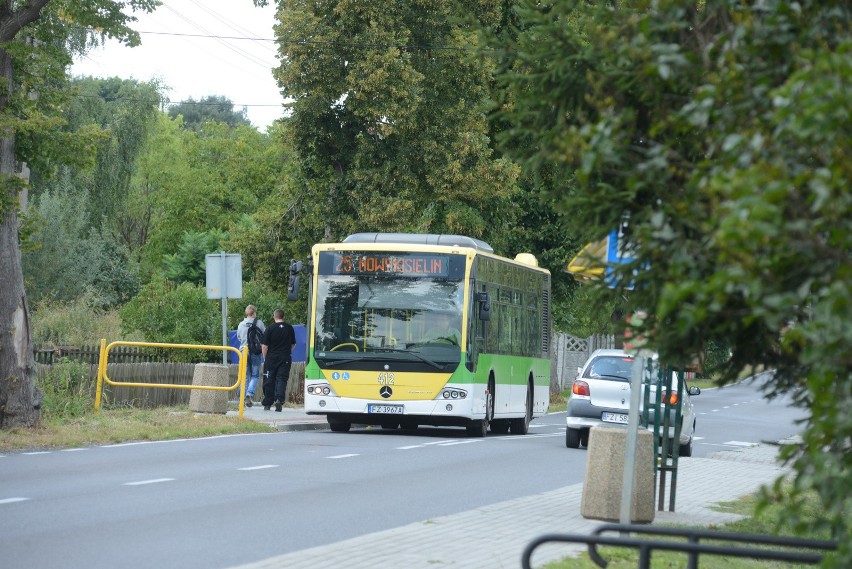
[
  {"left": 0, "top": 497, "right": 30, "bottom": 505},
  {"left": 327, "top": 454, "right": 359, "bottom": 459},
  {"left": 124, "top": 478, "right": 175, "bottom": 486},
  {"left": 239, "top": 465, "right": 279, "bottom": 471}
]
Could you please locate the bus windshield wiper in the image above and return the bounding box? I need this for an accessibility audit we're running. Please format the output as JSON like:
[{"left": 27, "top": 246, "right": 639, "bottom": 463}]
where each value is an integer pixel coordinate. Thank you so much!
[
  {"left": 322, "top": 358, "right": 362, "bottom": 368},
  {"left": 405, "top": 350, "right": 446, "bottom": 370},
  {"left": 373, "top": 347, "right": 446, "bottom": 371}
]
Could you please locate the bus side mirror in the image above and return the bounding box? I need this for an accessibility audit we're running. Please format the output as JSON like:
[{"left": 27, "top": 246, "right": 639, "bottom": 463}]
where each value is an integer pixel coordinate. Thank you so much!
[
  {"left": 477, "top": 292, "right": 491, "bottom": 321},
  {"left": 287, "top": 259, "right": 303, "bottom": 301}
]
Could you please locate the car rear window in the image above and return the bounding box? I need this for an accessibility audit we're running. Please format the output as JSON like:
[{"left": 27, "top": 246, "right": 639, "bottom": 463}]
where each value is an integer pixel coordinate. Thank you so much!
[{"left": 584, "top": 356, "right": 634, "bottom": 381}]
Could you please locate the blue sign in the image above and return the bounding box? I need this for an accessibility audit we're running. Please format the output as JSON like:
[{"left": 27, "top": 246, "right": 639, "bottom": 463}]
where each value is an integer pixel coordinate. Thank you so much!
[{"left": 228, "top": 324, "right": 308, "bottom": 364}]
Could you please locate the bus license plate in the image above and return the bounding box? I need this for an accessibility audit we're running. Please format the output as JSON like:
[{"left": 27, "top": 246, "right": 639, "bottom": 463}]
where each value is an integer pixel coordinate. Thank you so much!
[
  {"left": 601, "top": 412, "right": 629, "bottom": 424},
  {"left": 368, "top": 404, "right": 404, "bottom": 415}
]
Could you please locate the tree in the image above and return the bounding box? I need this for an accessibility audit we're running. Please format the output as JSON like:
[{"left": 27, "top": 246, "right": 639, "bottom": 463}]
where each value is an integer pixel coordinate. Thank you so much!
[
  {"left": 494, "top": 0, "right": 850, "bottom": 563},
  {"left": 131, "top": 113, "right": 284, "bottom": 278},
  {"left": 22, "top": 169, "right": 140, "bottom": 307},
  {"left": 268, "top": 0, "right": 520, "bottom": 249},
  {"left": 63, "top": 76, "right": 162, "bottom": 227},
  {"left": 0, "top": 0, "right": 157, "bottom": 430},
  {"left": 161, "top": 229, "right": 227, "bottom": 285},
  {"left": 167, "top": 95, "right": 251, "bottom": 130}
]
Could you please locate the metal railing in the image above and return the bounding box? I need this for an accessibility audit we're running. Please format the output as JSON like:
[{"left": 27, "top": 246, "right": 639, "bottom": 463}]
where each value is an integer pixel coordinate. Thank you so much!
[
  {"left": 522, "top": 524, "right": 838, "bottom": 569},
  {"left": 94, "top": 340, "right": 248, "bottom": 418}
]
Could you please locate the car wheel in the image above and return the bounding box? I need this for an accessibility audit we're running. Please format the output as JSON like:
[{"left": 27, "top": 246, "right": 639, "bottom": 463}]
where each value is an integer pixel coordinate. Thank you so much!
[
  {"left": 679, "top": 437, "right": 693, "bottom": 457},
  {"left": 580, "top": 429, "right": 589, "bottom": 448},
  {"left": 566, "top": 428, "right": 581, "bottom": 448}
]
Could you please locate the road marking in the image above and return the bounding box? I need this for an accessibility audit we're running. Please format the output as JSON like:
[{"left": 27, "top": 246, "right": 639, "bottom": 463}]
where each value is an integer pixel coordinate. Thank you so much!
[
  {"left": 0, "top": 497, "right": 30, "bottom": 505},
  {"left": 124, "top": 478, "right": 175, "bottom": 486},
  {"left": 61, "top": 448, "right": 88, "bottom": 452},
  {"left": 438, "top": 440, "right": 482, "bottom": 446},
  {"left": 327, "top": 454, "right": 359, "bottom": 459},
  {"left": 723, "top": 441, "right": 757, "bottom": 447},
  {"left": 22, "top": 451, "right": 51, "bottom": 455},
  {"left": 239, "top": 465, "right": 279, "bottom": 471}
]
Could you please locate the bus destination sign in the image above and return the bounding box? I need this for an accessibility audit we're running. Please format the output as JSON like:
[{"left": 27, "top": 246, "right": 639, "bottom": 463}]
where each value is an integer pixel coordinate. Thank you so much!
[{"left": 331, "top": 253, "right": 450, "bottom": 277}]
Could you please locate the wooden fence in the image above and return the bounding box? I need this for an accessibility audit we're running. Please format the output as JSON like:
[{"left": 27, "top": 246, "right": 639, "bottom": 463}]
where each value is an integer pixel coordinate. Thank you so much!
[
  {"left": 35, "top": 359, "right": 306, "bottom": 408},
  {"left": 33, "top": 345, "right": 173, "bottom": 366}
]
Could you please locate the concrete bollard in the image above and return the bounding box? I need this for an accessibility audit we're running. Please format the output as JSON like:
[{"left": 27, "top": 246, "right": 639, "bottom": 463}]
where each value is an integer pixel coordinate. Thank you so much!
[
  {"left": 188, "top": 363, "right": 230, "bottom": 414},
  {"left": 580, "top": 425, "right": 655, "bottom": 523}
]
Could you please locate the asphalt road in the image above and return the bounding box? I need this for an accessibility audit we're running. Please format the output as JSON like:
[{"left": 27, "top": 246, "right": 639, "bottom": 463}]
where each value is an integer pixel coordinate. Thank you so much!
[{"left": 0, "top": 375, "right": 803, "bottom": 569}]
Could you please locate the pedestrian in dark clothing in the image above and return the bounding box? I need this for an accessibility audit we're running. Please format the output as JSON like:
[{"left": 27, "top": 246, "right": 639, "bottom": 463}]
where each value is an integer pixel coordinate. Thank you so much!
[{"left": 261, "top": 308, "right": 296, "bottom": 412}]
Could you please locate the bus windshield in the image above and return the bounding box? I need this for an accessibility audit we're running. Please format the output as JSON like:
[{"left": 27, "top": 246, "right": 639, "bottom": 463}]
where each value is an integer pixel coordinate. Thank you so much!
[{"left": 313, "top": 265, "right": 465, "bottom": 366}]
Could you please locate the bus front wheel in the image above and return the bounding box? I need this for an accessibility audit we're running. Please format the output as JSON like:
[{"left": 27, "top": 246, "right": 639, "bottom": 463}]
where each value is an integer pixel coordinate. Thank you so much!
[
  {"left": 468, "top": 382, "right": 493, "bottom": 437},
  {"left": 467, "top": 419, "right": 488, "bottom": 437},
  {"left": 329, "top": 418, "right": 351, "bottom": 432}
]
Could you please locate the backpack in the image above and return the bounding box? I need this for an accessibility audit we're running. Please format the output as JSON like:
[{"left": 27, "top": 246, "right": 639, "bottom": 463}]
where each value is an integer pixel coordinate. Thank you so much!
[{"left": 247, "top": 318, "right": 263, "bottom": 355}]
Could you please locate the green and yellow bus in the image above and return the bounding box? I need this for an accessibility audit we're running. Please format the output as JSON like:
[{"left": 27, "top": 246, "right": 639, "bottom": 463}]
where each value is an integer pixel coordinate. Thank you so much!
[{"left": 303, "top": 233, "right": 551, "bottom": 436}]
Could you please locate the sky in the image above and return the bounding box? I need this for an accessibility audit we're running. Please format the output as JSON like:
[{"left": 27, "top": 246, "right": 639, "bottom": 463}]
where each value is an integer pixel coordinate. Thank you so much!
[{"left": 71, "top": 0, "right": 283, "bottom": 131}]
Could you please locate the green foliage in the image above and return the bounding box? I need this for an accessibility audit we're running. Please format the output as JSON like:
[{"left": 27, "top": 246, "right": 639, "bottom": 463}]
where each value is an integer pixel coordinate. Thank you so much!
[
  {"left": 36, "top": 359, "right": 95, "bottom": 420},
  {"left": 161, "top": 229, "right": 228, "bottom": 285},
  {"left": 119, "top": 276, "right": 220, "bottom": 361},
  {"left": 495, "top": 0, "right": 851, "bottom": 563},
  {"left": 272, "top": 0, "right": 520, "bottom": 245},
  {"left": 228, "top": 279, "right": 305, "bottom": 328},
  {"left": 133, "top": 114, "right": 284, "bottom": 276},
  {"left": 61, "top": 76, "right": 163, "bottom": 226},
  {"left": 30, "top": 293, "right": 136, "bottom": 347},
  {"left": 167, "top": 95, "right": 252, "bottom": 130},
  {"left": 22, "top": 172, "right": 140, "bottom": 307},
  {"left": 118, "top": 277, "right": 296, "bottom": 362}
]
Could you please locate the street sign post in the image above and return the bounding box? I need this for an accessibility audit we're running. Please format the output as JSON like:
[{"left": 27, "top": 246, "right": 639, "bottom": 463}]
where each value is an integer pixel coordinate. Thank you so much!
[{"left": 206, "top": 253, "right": 243, "bottom": 364}]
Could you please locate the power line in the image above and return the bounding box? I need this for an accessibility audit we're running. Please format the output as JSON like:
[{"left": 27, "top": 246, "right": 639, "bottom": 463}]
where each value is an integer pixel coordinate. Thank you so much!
[
  {"left": 133, "top": 29, "right": 491, "bottom": 53},
  {"left": 72, "top": 92, "right": 283, "bottom": 109}
]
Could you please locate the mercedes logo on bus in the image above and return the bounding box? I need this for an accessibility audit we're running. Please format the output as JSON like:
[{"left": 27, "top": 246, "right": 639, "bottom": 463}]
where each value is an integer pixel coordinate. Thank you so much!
[{"left": 380, "top": 386, "right": 392, "bottom": 399}]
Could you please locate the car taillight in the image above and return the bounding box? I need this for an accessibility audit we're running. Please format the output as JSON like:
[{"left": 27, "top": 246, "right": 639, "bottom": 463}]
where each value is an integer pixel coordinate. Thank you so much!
[
  {"left": 662, "top": 391, "right": 678, "bottom": 405},
  {"left": 572, "top": 380, "right": 590, "bottom": 397}
]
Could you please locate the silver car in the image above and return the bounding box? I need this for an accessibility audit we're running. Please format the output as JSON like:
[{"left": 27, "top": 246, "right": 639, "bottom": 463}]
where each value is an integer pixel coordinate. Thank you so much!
[{"left": 565, "top": 349, "right": 700, "bottom": 456}]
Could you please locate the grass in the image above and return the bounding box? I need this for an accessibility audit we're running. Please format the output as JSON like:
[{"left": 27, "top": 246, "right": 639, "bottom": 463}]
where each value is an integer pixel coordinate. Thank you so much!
[
  {"left": 0, "top": 358, "right": 276, "bottom": 453},
  {"left": 0, "top": 405, "right": 276, "bottom": 452},
  {"left": 541, "top": 488, "right": 833, "bottom": 569}
]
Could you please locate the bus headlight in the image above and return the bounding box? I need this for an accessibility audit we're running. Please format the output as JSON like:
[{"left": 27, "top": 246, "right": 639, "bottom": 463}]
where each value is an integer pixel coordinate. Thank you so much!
[
  {"left": 307, "top": 383, "right": 335, "bottom": 396},
  {"left": 440, "top": 388, "right": 467, "bottom": 400}
]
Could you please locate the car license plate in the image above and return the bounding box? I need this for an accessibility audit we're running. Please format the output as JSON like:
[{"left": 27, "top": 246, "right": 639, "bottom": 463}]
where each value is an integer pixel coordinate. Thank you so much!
[
  {"left": 601, "top": 412, "right": 629, "bottom": 424},
  {"left": 368, "top": 404, "right": 404, "bottom": 415}
]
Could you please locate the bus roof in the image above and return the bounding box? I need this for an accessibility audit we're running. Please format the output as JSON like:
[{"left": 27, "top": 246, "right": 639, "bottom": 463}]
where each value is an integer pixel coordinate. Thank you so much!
[{"left": 343, "top": 232, "right": 494, "bottom": 253}]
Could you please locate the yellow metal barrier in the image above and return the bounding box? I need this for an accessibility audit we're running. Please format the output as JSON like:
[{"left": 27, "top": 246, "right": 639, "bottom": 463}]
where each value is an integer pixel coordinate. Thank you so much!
[{"left": 94, "top": 339, "right": 248, "bottom": 418}]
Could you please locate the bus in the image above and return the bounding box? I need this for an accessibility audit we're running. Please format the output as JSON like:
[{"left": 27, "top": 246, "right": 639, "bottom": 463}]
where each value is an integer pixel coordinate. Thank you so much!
[{"left": 303, "top": 232, "right": 551, "bottom": 436}]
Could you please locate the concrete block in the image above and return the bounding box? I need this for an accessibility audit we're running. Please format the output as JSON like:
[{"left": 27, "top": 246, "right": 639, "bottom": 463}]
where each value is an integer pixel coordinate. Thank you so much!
[
  {"left": 188, "top": 363, "right": 230, "bottom": 414},
  {"left": 580, "top": 425, "right": 655, "bottom": 523}
]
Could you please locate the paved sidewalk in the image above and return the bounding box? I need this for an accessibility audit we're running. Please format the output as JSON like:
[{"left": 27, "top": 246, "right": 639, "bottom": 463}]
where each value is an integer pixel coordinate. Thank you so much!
[
  {"left": 226, "top": 404, "right": 793, "bottom": 569},
  {"left": 226, "top": 401, "right": 330, "bottom": 431}
]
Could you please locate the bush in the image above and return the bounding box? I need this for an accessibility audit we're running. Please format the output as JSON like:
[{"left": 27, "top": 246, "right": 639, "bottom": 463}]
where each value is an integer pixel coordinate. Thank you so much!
[
  {"left": 31, "top": 293, "right": 138, "bottom": 347},
  {"left": 119, "top": 276, "right": 219, "bottom": 361},
  {"left": 36, "top": 359, "right": 95, "bottom": 420}
]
